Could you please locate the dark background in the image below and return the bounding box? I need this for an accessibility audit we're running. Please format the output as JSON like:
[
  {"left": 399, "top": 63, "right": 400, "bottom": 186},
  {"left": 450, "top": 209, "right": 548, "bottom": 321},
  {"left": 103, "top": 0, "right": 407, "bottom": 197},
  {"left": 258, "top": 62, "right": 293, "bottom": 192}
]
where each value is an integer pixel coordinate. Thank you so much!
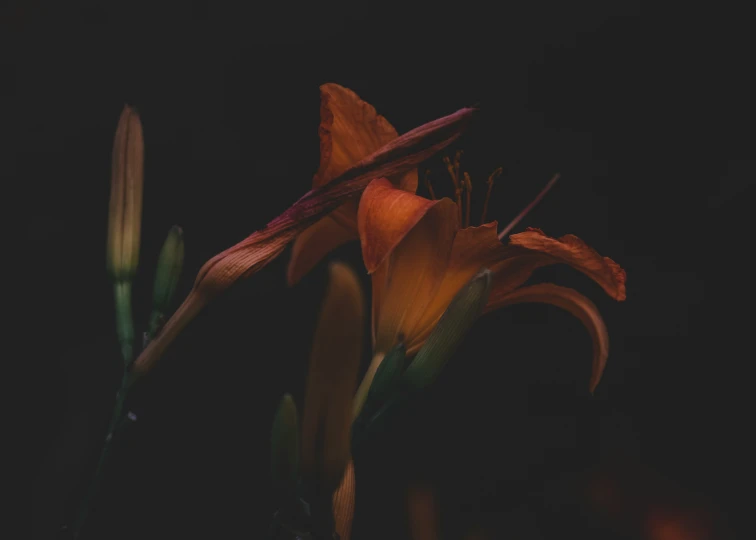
[{"left": 11, "top": 1, "right": 752, "bottom": 539}]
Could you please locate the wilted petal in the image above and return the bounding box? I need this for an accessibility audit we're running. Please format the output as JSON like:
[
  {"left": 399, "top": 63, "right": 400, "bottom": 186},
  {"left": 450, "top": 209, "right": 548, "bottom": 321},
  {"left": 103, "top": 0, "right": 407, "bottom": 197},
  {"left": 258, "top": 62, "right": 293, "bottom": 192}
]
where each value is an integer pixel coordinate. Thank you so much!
[
  {"left": 359, "top": 179, "right": 459, "bottom": 353},
  {"left": 485, "top": 283, "right": 611, "bottom": 393},
  {"left": 287, "top": 213, "right": 358, "bottom": 286},
  {"left": 132, "top": 105, "right": 476, "bottom": 374},
  {"left": 301, "top": 262, "right": 364, "bottom": 495},
  {"left": 332, "top": 460, "right": 356, "bottom": 540}
]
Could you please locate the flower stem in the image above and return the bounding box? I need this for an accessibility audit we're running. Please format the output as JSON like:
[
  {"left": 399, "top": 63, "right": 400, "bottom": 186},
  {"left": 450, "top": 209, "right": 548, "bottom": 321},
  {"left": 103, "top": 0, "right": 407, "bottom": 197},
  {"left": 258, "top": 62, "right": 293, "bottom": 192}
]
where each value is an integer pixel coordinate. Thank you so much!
[
  {"left": 113, "top": 281, "right": 135, "bottom": 367},
  {"left": 71, "top": 371, "right": 136, "bottom": 539}
]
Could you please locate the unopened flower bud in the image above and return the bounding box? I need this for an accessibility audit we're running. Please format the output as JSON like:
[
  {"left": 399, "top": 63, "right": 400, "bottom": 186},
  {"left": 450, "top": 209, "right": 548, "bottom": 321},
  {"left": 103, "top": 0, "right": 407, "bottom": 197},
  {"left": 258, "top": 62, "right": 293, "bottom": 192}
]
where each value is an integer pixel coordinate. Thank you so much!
[
  {"left": 107, "top": 105, "right": 144, "bottom": 280},
  {"left": 148, "top": 225, "right": 184, "bottom": 337}
]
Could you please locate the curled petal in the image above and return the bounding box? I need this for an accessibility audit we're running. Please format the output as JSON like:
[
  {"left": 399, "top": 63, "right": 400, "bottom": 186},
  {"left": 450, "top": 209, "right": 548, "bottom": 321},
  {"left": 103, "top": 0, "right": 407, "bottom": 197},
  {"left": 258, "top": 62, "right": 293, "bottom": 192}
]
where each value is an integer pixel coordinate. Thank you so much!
[
  {"left": 360, "top": 179, "right": 459, "bottom": 352},
  {"left": 507, "top": 228, "right": 626, "bottom": 301},
  {"left": 485, "top": 283, "right": 611, "bottom": 393},
  {"left": 358, "top": 178, "right": 458, "bottom": 274},
  {"left": 332, "top": 460, "right": 356, "bottom": 540},
  {"left": 301, "top": 262, "right": 363, "bottom": 494}
]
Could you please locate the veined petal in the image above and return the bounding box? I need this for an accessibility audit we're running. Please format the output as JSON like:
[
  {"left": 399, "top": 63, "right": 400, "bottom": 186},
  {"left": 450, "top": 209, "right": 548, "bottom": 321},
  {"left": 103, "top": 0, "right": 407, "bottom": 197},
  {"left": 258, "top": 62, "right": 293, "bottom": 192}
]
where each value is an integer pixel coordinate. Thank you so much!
[
  {"left": 360, "top": 179, "right": 459, "bottom": 353},
  {"left": 485, "top": 283, "right": 611, "bottom": 393},
  {"left": 505, "top": 228, "right": 627, "bottom": 301},
  {"left": 314, "top": 83, "right": 417, "bottom": 193},
  {"left": 287, "top": 211, "right": 358, "bottom": 286},
  {"left": 332, "top": 460, "right": 356, "bottom": 540}
]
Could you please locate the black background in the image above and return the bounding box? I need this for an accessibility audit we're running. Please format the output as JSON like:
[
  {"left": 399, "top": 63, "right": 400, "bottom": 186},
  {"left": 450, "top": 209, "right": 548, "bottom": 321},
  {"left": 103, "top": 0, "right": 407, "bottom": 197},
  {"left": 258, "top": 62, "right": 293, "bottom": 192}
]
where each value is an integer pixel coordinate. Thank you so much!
[{"left": 12, "top": 1, "right": 752, "bottom": 539}]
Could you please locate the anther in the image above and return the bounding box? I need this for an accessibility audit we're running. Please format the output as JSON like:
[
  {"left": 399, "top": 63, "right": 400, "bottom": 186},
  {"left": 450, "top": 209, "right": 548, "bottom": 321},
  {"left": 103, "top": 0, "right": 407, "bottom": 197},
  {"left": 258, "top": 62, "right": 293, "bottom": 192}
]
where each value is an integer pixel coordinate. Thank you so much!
[{"left": 480, "top": 167, "right": 502, "bottom": 225}]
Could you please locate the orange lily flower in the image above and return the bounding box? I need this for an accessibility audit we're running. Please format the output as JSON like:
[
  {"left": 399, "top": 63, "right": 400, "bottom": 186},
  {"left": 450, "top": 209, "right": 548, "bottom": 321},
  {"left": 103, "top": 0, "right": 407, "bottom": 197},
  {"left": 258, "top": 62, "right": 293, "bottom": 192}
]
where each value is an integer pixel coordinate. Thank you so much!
[
  {"left": 357, "top": 176, "right": 626, "bottom": 394},
  {"left": 286, "top": 83, "right": 420, "bottom": 286}
]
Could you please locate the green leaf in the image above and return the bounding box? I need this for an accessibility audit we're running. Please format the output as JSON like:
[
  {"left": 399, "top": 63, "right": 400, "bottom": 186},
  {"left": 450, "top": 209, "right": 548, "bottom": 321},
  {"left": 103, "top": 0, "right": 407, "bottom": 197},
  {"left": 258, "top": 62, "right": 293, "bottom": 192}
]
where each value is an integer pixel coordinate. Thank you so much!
[
  {"left": 271, "top": 393, "right": 300, "bottom": 498},
  {"left": 402, "top": 268, "right": 492, "bottom": 390}
]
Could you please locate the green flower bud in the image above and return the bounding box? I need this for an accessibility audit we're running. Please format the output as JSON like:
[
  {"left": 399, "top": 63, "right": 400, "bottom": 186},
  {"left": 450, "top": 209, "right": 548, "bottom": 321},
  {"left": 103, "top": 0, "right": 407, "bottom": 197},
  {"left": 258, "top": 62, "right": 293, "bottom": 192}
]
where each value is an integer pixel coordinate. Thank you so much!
[{"left": 148, "top": 225, "right": 184, "bottom": 337}]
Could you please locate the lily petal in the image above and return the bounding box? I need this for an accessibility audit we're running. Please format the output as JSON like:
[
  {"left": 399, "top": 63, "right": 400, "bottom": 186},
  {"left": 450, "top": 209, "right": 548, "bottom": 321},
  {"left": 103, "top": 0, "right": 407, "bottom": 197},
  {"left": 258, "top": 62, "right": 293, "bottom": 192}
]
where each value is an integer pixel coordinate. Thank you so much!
[
  {"left": 406, "top": 221, "right": 507, "bottom": 354},
  {"left": 314, "top": 83, "right": 417, "bottom": 193},
  {"left": 287, "top": 84, "right": 418, "bottom": 286},
  {"left": 301, "top": 263, "right": 363, "bottom": 495},
  {"left": 287, "top": 213, "right": 358, "bottom": 286},
  {"left": 132, "top": 104, "right": 476, "bottom": 375},
  {"left": 484, "top": 283, "right": 610, "bottom": 393},
  {"left": 504, "top": 227, "right": 627, "bottom": 301},
  {"left": 359, "top": 179, "right": 459, "bottom": 353}
]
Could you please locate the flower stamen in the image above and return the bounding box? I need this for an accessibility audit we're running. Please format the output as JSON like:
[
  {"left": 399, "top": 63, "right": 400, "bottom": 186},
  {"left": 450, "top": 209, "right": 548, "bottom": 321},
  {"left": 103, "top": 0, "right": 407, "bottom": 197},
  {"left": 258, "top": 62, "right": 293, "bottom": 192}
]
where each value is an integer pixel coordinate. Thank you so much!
[
  {"left": 480, "top": 166, "right": 502, "bottom": 225},
  {"left": 443, "top": 154, "right": 463, "bottom": 223},
  {"left": 424, "top": 169, "right": 436, "bottom": 200},
  {"left": 498, "top": 173, "right": 561, "bottom": 240},
  {"left": 463, "top": 172, "right": 472, "bottom": 228}
]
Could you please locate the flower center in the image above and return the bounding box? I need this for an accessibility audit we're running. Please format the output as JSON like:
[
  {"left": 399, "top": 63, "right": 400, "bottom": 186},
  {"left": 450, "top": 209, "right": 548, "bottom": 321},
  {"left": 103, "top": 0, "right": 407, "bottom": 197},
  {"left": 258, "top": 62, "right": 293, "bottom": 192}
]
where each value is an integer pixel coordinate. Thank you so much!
[{"left": 424, "top": 150, "right": 503, "bottom": 227}]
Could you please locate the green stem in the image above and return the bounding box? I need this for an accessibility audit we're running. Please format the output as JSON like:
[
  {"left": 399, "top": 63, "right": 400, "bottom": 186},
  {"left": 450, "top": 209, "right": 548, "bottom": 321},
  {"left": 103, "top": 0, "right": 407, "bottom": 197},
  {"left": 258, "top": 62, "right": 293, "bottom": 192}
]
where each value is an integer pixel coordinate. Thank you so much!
[
  {"left": 72, "top": 372, "right": 136, "bottom": 539},
  {"left": 113, "top": 281, "right": 134, "bottom": 367}
]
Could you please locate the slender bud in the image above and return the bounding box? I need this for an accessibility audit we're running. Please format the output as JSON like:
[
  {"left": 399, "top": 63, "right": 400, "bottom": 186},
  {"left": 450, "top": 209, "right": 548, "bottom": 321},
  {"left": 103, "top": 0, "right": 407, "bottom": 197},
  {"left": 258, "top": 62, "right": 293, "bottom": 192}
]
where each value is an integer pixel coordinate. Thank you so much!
[
  {"left": 107, "top": 105, "right": 144, "bottom": 280},
  {"left": 403, "top": 269, "right": 492, "bottom": 390},
  {"left": 107, "top": 105, "right": 144, "bottom": 366},
  {"left": 148, "top": 225, "right": 185, "bottom": 337}
]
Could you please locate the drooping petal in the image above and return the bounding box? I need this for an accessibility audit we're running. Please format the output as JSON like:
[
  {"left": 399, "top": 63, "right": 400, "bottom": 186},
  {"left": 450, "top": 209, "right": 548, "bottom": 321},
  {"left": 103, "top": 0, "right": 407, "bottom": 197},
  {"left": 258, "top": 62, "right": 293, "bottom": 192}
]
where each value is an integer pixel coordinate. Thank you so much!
[
  {"left": 301, "top": 263, "right": 364, "bottom": 495},
  {"left": 132, "top": 105, "right": 476, "bottom": 375},
  {"left": 504, "top": 227, "right": 627, "bottom": 301},
  {"left": 359, "top": 180, "right": 459, "bottom": 353},
  {"left": 313, "top": 83, "right": 417, "bottom": 193},
  {"left": 287, "top": 212, "right": 358, "bottom": 286},
  {"left": 484, "top": 283, "right": 611, "bottom": 393},
  {"left": 332, "top": 459, "right": 356, "bottom": 540}
]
